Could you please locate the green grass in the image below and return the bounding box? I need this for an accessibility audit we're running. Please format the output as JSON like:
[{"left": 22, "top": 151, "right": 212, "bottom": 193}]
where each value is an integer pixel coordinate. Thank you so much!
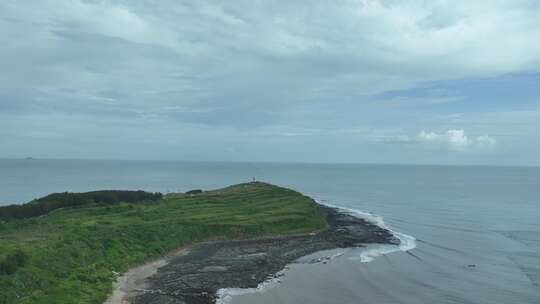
[{"left": 0, "top": 182, "right": 327, "bottom": 304}]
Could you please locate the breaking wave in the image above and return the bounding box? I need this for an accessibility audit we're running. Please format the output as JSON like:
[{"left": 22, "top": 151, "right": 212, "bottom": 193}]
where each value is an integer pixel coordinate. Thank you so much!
[
  {"left": 317, "top": 200, "right": 417, "bottom": 262},
  {"left": 216, "top": 269, "right": 285, "bottom": 304}
]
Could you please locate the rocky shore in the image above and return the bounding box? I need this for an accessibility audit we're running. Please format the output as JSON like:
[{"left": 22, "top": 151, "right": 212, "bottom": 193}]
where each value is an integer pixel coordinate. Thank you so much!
[{"left": 115, "top": 205, "right": 399, "bottom": 304}]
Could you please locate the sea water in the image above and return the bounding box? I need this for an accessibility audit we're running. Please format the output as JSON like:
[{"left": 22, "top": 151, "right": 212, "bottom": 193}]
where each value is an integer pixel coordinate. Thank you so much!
[{"left": 1, "top": 159, "right": 539, "bottom": 303}]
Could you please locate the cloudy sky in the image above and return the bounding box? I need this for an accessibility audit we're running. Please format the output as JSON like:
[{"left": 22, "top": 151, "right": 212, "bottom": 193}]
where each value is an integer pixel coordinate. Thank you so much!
[{"left": 2, "top": 0, "right": 540, "bottom": 165}]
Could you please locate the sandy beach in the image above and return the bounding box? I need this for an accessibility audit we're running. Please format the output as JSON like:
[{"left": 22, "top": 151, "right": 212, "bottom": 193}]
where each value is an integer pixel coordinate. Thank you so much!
[{"left": 104, "top": 248, "right": 192, "bottom": 304}]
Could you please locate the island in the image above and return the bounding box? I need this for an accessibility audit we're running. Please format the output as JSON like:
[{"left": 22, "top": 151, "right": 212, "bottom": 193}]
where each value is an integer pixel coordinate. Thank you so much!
[{"left": 0, "top": 182, "right": 397, "bottom": 304}]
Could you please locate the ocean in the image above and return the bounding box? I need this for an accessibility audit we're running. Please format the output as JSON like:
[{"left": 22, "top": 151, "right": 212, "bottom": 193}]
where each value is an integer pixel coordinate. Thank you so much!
[{"left": 1, "top": 159, "right": 540, "bottom": 303}]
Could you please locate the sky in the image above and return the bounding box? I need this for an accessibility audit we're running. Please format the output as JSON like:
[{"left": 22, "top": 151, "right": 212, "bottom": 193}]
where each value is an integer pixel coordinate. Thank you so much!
[{"left": 1, "top": 0, "right": 540, "bottom": 166}]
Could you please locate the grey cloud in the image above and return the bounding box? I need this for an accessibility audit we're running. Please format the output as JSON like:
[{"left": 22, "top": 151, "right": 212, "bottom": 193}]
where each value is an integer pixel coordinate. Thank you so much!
[{"left": 1, "top": 0, "right": 540, "bottom": 164}]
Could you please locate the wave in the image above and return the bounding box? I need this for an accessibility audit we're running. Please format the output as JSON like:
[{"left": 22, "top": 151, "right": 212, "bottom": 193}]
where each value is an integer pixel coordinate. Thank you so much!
[
  {"left": 216, "top": 199, "right": 417, "bottom": 303},
  {"left": 317, "top": 199, "right": 417, "bottom": 262},
  {"left": 216, "top": 269, "right": 285, "bottom": 304}
]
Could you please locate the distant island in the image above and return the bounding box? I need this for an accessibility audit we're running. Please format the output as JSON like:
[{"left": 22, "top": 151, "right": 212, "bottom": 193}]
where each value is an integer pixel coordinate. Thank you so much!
[{"left": 0, "top": 182, "right": 397, "bottom": 304}]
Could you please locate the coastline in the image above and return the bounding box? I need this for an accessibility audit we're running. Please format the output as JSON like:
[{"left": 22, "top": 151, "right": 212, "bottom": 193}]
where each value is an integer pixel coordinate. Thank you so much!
[
  {"left": 105, "top": 204, "right": 399, "bottom": 304},
  {"left": 104, "top": 247, "right": 191, "bottom": 304}
]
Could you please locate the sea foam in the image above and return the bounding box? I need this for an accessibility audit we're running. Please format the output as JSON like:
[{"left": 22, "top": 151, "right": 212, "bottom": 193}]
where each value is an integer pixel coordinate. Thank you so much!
[
  {"left": 317, "top": 200, "right": 417, "bottom": 262},
  {"left": 216, "top": 269, "right": 285, "bottom": 304}
]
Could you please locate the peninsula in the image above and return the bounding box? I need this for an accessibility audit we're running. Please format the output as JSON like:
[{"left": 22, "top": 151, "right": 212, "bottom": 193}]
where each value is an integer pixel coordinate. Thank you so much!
[{"left": 0, "top": 182, "right": 397, "bottom": 304}]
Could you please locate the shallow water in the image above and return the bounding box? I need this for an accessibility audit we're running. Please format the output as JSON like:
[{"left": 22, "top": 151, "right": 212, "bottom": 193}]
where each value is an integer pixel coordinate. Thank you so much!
[{"left": 2, "top": 159, "right": 540, "bottom": 303}]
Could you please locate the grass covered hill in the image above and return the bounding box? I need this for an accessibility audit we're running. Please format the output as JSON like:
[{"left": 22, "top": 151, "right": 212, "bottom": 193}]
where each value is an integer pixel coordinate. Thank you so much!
[{"left": 0, "top": 182, "right": 328, "bottom": 304}]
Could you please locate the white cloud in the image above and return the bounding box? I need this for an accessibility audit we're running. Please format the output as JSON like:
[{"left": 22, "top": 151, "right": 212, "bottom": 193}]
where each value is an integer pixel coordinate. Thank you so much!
[
  {"left": 417, "top": 129, "right": 496, "bottom": 151},
  {"left": 0, "top": 0, "right": 537, "bottom": 164},
  {"left": 476, "top": 135, "right": 497, "bottom": 148}
]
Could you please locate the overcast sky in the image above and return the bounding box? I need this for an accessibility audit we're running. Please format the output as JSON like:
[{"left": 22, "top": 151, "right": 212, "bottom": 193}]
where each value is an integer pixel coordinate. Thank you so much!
[{"left": 1, "top": 0, "right": 540, "bottom": 165}]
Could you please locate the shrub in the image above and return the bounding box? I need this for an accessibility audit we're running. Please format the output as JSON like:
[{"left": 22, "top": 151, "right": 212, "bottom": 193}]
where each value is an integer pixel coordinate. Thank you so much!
[
  {"left": 0, "top": 249, "right": 28, "bottom": 275},
  {"left": 185, "top": 189, "right": 203, "bottom": 195},
  {"left": 0, "top": 191, "right": 163, "bottom": 220}
]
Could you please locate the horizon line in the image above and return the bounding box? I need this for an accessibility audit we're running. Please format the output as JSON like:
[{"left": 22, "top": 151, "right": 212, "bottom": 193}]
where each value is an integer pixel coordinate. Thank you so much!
[{"left": 1, "top": 157, "right": 538, "bottom": 169}]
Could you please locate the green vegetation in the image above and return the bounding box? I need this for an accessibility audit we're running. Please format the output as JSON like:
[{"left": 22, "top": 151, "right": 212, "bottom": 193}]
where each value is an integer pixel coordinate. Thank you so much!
[
  {"left": 0, "top": 190, "right": 162, "bottom": 220},
  {"left": 0, "top": 249, "right": 28, "bottom": 275},
  {"left": 0, "top": 182, "right": 327, "bottom": 304}
]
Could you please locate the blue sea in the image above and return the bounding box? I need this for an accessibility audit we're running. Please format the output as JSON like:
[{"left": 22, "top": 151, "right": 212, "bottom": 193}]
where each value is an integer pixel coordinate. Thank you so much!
[{"left": 1, "top": 159, "right": 540, "bottom": 303}]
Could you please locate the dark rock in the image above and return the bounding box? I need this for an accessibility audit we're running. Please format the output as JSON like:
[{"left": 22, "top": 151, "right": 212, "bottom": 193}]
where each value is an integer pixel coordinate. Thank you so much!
[{"left": 131, "top": 205, "right": 398, "bottom": 304}]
